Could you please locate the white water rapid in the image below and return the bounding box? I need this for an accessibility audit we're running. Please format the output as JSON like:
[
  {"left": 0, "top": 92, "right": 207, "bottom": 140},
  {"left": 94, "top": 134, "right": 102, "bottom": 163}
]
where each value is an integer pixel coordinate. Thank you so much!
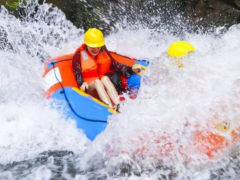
[{"left": 1, "top": 1, "right": 240, "bottom": 179}]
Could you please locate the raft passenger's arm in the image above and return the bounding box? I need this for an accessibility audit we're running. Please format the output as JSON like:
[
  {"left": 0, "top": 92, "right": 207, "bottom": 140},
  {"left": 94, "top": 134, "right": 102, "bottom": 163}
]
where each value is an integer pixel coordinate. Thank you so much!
[
  {"left": 72, "top": 52, "right": 85, "bottom": 87},
  {"left": 110, "top": 59, "right": 134, "bottom": 77},
  {"left": 103, "top": 46, "right": 134, "bottom": 77}
]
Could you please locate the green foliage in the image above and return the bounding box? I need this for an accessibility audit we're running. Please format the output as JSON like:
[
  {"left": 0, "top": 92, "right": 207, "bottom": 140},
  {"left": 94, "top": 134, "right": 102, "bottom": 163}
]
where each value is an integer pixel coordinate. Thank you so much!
[{"left": 0, "top": 0, "right": 20, "bottom": 10}]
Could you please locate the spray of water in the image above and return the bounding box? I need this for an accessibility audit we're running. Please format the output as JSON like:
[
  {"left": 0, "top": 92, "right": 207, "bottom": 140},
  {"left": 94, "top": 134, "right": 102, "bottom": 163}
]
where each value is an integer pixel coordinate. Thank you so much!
[
  {"left": 83, "top": 26, "right": 240, "bottom": 178},
  {"left": 0, "top": 0, "right": 88, "bottom": 165},
  {"left": 1, "top": 0, "right": 240, "bottom": 179}
]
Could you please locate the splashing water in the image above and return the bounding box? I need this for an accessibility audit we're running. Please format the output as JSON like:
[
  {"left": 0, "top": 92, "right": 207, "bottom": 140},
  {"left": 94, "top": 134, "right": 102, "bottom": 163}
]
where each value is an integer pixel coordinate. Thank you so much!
[
  {"left": 1, "top": 0, "right": 240, "bottom": 179},
  {"left": 0, "top": 0, "right": 87, "bottom": 164}
]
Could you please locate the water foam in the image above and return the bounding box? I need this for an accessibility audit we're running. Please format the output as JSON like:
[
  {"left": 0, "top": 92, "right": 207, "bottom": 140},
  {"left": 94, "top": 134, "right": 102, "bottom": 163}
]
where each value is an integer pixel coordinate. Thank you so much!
[
  {"left": 0, "top": 0, "right": 88, "bottom": 165},
  {"left": 1, "top": 0, "right": 240, "bottom": 179}
]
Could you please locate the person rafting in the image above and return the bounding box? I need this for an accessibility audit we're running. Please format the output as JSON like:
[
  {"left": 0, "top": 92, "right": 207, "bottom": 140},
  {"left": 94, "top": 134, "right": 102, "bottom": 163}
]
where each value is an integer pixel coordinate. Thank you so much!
[
  {"left": 72, "top": 28, "right": 143, "bottom": 110},
  {"left": 167, "top": 41, "right": 196, "bottom": 66}
]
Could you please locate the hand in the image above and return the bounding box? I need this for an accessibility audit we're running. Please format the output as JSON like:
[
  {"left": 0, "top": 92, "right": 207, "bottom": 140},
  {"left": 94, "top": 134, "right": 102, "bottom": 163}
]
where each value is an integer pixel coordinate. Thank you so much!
[
  {"left": 132, "top": 65, "right": 144, "bottom": 73},
  {"left": 80, "top": 82, "right": 88, "bottom": 92}
]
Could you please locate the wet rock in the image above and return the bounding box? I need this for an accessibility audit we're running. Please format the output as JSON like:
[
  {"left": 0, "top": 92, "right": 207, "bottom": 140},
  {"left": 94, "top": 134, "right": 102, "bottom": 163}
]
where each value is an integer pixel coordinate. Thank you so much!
[
  {"left": 189, "top": 0, "right": 240, "bottom": 29},
  {"left": 1, "top": 0, "right": 240, "bottom": 34},
  {"left": 233, "top": 0, "right": 240, "bottom": 8},
  {"left": 43, "top": 0, "right": 116, "bottom": 34},
  {"left": 53, "top": 0, "right": 240, "bottom": 33}
]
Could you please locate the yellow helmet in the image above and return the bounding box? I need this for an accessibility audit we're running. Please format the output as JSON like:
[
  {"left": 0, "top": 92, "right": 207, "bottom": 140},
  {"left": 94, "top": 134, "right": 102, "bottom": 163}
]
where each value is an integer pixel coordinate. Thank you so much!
[
  {"left": 84, "top": 28, "right": 105, "bottom": 48},
  {"left": 168, "top": 41, "right": 195, "bottom": 59}
]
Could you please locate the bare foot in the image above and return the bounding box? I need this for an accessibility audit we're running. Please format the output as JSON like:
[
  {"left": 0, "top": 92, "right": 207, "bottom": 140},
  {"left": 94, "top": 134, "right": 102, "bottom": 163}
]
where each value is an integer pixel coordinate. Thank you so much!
[{"left": 113, "top": 104, "right": 120, "bottom": 112}]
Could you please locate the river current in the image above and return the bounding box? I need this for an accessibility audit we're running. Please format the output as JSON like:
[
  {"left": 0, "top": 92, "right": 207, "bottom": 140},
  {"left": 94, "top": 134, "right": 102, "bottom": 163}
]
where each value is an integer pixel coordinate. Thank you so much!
[{"left": 1, "top": 1, "right": 240, "bottom": 179}]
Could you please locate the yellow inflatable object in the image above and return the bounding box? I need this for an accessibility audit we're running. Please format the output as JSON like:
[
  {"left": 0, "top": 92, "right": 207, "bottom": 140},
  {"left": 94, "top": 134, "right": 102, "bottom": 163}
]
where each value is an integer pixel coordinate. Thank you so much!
[
  {"left": 168, "top": 41, "right": 195, "bottom": 59},
  {"left": 84, "top": 28, "right": 105, "bottom": 48}
]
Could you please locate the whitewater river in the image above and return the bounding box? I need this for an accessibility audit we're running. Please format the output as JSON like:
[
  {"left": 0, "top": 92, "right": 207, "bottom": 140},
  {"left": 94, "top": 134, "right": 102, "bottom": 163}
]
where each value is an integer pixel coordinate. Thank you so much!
[{"left": 1, "top": 1, "right": 240, "bottom": 179}]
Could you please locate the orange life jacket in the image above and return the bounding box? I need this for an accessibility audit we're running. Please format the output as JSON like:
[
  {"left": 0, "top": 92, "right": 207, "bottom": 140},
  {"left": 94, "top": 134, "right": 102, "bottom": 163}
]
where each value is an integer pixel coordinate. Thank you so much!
[{"left": 74, "top": 44, "right": 112, "bottom": 84}]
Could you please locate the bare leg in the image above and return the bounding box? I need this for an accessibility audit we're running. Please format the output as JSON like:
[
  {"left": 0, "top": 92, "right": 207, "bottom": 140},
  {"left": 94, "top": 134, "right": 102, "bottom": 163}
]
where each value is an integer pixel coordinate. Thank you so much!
[
  {"left": 101, "top": 76, "right": 120, "bottom": 107},
  {"left": 88, "top": 79, "right": 113, "bottom": 108}
]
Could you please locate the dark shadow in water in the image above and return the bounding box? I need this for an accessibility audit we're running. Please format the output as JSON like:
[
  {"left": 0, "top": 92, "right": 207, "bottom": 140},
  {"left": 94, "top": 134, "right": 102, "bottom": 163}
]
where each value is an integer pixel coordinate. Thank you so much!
[{"left": 1, "top": 150, "right": 240, "bottom": 179}]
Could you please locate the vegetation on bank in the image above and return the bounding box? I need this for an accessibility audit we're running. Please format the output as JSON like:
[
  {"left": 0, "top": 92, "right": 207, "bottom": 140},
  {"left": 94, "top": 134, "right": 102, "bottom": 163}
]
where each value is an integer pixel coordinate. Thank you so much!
[
  {"left": 0, "top": 0, "right": 19, "bottom": 9},
  {"left": 0, "top": 0, "right": 20, "bottom": 17}
]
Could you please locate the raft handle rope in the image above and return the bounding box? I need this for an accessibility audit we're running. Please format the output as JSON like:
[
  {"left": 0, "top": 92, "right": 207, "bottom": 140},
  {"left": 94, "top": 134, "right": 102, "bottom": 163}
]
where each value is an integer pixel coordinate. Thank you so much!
[{"left": 50, "top": 60, "right": 108, "bottom": 123}]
